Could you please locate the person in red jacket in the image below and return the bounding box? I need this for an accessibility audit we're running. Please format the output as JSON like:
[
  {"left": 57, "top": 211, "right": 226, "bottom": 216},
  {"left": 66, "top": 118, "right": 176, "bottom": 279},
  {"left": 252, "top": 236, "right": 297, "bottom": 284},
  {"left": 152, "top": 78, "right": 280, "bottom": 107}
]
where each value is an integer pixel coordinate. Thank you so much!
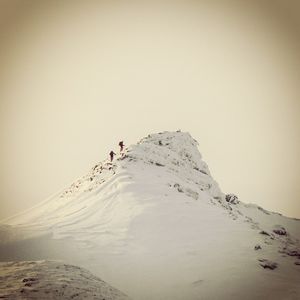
[{"left": 109, "top": 150, "right": 116, "bottom": 162}]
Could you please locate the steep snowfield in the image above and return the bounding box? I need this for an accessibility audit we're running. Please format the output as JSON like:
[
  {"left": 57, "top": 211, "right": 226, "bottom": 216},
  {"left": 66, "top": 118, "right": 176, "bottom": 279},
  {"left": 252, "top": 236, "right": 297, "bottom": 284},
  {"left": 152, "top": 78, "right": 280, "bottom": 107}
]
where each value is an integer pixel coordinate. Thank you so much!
[{"left": 0, "top": 131, "right": 299, "bottom": 299}]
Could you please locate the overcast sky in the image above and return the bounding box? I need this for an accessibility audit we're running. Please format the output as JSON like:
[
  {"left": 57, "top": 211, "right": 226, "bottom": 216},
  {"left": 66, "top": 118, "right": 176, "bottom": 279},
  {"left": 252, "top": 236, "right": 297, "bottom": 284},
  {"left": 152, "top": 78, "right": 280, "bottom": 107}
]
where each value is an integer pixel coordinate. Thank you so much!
[{"left": 0, "top": 0, "right": 299, "bottom": 219}]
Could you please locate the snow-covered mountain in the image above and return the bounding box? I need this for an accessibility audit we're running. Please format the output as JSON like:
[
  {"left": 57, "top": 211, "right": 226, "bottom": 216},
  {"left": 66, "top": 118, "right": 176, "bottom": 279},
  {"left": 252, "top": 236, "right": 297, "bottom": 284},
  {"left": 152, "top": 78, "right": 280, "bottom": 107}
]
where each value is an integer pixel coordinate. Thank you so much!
[{"left": 0, "top": 131, "right": 299, "bottom": 299}]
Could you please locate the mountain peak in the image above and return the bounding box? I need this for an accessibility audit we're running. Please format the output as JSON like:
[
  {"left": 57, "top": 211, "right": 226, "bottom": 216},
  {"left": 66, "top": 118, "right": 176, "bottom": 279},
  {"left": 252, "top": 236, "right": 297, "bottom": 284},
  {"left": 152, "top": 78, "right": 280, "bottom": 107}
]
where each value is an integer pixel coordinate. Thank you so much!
[
  {"left": 139, "top": 130, "right": 198, "bottom": 147},
  {"left": 118, "top": 130, "right": 223, "bottom": 204},
  {"left": 125, "top": 130, "right": 209, "bottom": 176},
  {"left": 1, "top": 131, "right": 300, "bottom": 300},
  {"left": 137, "top": 130, "right": 201, "bottom": 158}
]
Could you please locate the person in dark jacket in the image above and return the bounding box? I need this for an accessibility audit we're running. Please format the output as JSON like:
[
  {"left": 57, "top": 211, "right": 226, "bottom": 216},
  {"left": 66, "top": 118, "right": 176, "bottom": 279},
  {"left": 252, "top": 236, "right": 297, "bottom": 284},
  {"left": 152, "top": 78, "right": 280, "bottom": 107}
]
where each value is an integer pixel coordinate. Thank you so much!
[
  {"left": 109, "top": 151, "right": 116, "bottom": 162},
  {"left": 119, "top": 141, "right": 124, "bottom": 152}
]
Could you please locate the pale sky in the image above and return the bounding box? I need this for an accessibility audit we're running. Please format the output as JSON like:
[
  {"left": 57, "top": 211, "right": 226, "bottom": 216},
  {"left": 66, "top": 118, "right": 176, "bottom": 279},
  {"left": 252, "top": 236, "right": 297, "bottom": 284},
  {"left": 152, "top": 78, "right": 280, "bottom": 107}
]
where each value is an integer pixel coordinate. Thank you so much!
[{"left": 0, "top": 0, "right": 299, "bottom": 219}]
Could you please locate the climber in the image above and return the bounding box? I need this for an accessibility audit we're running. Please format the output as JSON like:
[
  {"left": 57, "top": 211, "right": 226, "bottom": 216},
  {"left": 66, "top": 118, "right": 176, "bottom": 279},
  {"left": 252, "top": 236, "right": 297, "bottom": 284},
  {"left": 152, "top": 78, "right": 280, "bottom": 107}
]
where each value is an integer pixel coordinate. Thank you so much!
[
  {"left": 109, "top": 150, "right": 116, "bottom": 162},
  {"left": 119, "top": 141, "right": 124, "bottom": 152}
]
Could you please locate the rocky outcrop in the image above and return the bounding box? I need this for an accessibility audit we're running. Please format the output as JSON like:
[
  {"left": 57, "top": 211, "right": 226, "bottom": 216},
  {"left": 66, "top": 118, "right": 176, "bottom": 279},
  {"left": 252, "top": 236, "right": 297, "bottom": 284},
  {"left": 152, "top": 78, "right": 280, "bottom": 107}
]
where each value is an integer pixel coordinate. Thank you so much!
[
  {"left": 225, "top": 194, "right": 239, "bottom": 205},
  {"left": 272, "top": 225, "right": 287, "bottom": 236},
  {"left": 258, "top": 259, "right": 278, "bottom": 270},
  {"left": 254, "top": 244, "right": 262, "bottom": 250}
]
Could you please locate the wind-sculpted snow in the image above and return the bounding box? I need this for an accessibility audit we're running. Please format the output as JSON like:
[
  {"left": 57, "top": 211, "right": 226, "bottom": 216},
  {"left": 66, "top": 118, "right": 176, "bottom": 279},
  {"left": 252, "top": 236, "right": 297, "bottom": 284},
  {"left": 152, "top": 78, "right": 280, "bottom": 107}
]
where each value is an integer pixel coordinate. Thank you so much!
[{"left": 0, "top": 131, "right": 300, "bottom": 300}]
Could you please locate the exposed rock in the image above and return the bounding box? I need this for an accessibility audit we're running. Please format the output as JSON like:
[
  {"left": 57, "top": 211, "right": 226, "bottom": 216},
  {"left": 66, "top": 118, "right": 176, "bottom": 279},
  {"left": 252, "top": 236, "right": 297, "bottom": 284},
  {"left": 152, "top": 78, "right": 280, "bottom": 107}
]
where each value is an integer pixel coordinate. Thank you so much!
[
  {"left": 257, "top": 206, "right": 271, "bottom": 215},
  {"left": 272, "top": 225, "right": 287, "bottom": 236},
  {"left": 258, "top": 259, "right": 278, "bottom": 270},
  {"left": 295, "top": 261, "right": 300, "bottom": 266},
  {"left": 259, "top": 230, "right": 270, "bottom": 236},
  {"left": 225, "top": 194, "right": 239, "bottom": 204},
  {"left": 254, "top": 244, "right": 262, "bottom": 250},
  {"left": 193, "top": 166, "right": 208, "bottom": 175},
  {"left": 174, "top": 183, "right": 184, "bottom": 193},
  {"left": 22, "top": 278, "right": 37, "bottom": 283},
  {"left": 185, "top": 188, "right": 199, "bottom": 200},
  {"left": 280, "top": 248, "right": 300, "bottom": 258}
]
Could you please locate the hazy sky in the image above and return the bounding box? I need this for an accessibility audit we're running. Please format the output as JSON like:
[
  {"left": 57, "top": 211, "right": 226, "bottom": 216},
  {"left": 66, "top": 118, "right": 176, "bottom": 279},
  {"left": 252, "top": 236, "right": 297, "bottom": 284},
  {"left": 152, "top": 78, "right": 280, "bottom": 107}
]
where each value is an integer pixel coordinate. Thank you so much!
[{"left": 0, "top": 0, "right": 299, "bottom": 219}]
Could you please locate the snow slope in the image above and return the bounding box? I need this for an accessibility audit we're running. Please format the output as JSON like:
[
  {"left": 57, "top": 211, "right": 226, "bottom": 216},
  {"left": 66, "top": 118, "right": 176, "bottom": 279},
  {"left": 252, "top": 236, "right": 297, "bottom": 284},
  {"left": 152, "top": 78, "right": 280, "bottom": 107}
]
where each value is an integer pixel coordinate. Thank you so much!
[
  {"left": 0, "top": 131, "right": 299, "bottom": 299},
  {"left": 0, "top": 260, "right": 129, "bottom": 299}
]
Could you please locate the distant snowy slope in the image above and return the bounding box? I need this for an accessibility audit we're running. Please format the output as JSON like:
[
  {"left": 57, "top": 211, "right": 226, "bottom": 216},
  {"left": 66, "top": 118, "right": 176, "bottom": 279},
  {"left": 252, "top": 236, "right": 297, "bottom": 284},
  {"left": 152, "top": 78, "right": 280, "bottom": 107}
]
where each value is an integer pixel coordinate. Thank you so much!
[{"left": 0, "top": 131, "right": 299, "bottom": 300}]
